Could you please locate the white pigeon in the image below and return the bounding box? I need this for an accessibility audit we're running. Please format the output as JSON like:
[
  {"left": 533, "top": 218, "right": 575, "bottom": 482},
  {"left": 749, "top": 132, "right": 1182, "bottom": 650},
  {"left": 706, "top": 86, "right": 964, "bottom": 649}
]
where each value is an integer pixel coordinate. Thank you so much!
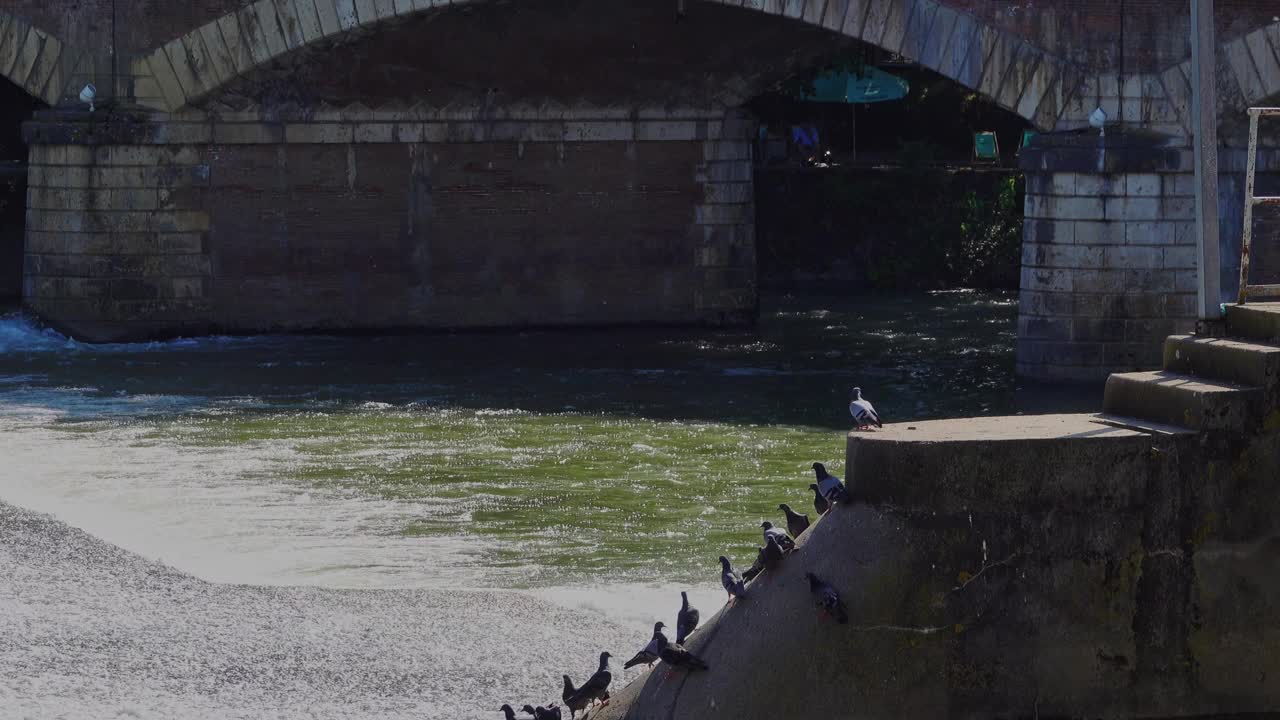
[{"left": 848, "top": 387, "right": 882, "bottom": 429}]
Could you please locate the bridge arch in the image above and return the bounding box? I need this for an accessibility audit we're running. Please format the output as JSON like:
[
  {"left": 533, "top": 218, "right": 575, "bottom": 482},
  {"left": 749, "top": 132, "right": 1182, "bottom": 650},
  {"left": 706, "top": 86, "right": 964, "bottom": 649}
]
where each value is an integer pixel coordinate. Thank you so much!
[
  {"left": 133, "top": 0, "right": 1082, "bottom": 130},
  {"left": 0, "top": 11, "right": 79, "bottom": 106}
]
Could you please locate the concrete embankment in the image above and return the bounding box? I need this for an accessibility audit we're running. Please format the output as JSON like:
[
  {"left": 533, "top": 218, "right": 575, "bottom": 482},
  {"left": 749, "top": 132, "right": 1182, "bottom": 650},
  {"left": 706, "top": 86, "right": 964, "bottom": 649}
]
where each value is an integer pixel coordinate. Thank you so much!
[{"left": 599, "top": 304, "right": 1280, "bottom": 719}]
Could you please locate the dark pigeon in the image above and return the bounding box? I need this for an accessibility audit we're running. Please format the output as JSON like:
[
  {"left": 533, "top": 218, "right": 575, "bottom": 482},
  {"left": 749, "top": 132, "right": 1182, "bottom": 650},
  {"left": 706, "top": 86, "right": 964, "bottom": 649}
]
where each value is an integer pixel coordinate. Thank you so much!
[
  {"left": 812, "top": 462, "right": 850, "bottom": 505},
  {"left": 563, "top": 652, "right": 612, "bottom": 717},
  {"left": 655, "top": 627, "right": 710, "bottom": 671},
  {"left": 501, "top": 704, "right": 519, "bottom": 720},
  {"left": 719, "top": 555, "right": 747, "bottom": 603},
  {"left": 523, "top": 704, "right": 563, "bottom": 720},
  {"left": 741, "top": 547, "right": 766, "bottom": 582},
  {"left": 677, "top": 591, "right": 700, "bottom": 645},
  {"left": 809, "top": 483, "right": 830, "bottom": 516},
  {"left": 779, "top": 503, "right": 810, "bottom": 538},
  {"left": 849, "top": 386, "right": 883, "bottom": 429},
  {"left": 762, "top": 534, "right": 786, "bottom": 569},
  {"left": 623, "top": 623, "right": 664, "bottom": 669},
  {"left": 761, "top": 520, "right": 796, "bottom": 552},
  {"left": 561, "top": 676, "right": 582, "bottom": 718},
  {"left": 806, "top": 571, "right": 849, "bottom": 624}
]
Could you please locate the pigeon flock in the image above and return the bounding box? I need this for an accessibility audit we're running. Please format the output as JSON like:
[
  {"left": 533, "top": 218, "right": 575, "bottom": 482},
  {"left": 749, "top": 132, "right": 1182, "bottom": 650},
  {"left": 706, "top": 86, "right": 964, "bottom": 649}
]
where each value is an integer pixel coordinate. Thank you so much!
[{"left": 497, "top": 388, "right": 880, "bottom": 718}]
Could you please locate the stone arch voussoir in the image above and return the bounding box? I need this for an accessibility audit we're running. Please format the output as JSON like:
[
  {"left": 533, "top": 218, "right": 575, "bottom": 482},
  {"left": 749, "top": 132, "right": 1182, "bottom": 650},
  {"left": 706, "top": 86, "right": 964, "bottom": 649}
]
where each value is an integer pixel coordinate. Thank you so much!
[
  {"left": 702, "top": 0, "right": 1085, "bottom": 131},
  {"left": 136, "top": 0, "right": 1085, "bottom": 128},
  {"left": 0, "top": 11, "right": 82, "bottom": 107},
  {"left": 131, "top": 0, "right": 480, "bottom": 112}
]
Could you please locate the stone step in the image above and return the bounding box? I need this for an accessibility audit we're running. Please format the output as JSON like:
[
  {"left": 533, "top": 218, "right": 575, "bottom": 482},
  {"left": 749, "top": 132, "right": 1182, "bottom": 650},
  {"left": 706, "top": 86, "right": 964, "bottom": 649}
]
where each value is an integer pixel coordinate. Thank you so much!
[
  {"left": 1102, "top": 370, "right": 1261, "bottom": 431},
  {"left": 1163, "top": 335, "right": 1280, "bottom": 398},
  {"left": 1226, "top": 302, "right": 1280, "bottom": 343}
]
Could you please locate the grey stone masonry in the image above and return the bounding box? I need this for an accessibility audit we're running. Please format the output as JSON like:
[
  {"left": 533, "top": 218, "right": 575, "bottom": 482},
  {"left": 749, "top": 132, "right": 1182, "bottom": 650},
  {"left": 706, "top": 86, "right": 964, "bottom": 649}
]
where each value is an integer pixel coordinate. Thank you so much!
[
  {"left": 20, "top": 105, "right": 757, "bottom": 341},
  {"left": 1018, "top": 131, "right": 1199, "bottom": 382}
]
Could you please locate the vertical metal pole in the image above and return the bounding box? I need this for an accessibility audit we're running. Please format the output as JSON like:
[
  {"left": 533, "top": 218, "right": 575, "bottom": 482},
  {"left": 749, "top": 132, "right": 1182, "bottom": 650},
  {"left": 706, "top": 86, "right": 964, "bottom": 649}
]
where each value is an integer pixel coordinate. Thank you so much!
[
  {"left": 1240, "top": 111, "right": 1259, "bottom": 303},
  {"left": 111, "top": 0, "right": 118, "bottom": 103},
  {"left": 1191, "top": 0, "right": 1222, "bottom": 318},
  {"left": 850, "top": 105, "right": 857, "bottom": 162}
]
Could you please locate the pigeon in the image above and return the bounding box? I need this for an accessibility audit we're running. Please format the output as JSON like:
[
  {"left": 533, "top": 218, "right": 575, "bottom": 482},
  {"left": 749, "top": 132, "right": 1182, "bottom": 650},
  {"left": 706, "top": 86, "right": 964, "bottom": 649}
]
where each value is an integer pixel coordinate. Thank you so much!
[
  {"left": 523, "top": 705, "right": 562, "bottom": 720},
  {"left": 561, "top": 676, "right": 584, "bottom": 718},
  {"left": 623, "top": 623, "right": 664, "bottom": 669},
  {"left": 501, "top": 704, "right": 519, "bottom": 720},
  {"left": 676, "top": 591, "right": 700, "bottom": 645},
  {"left": 762, "top": 534, "right": 786, "bottom": 569},
  {"left": 809, "top": 483, "right": 830, "bottom": 516},
  {"left": 812, "top": 462, "right": 850, "bottom": 505},
  {"left": 849, "top": 387, "right": 882, "bottom": 429},
  {"left": 806, "top": 572, "right": 849, "bottom": 624},
  {"left": 779, "top": 503, "right": 810, "bottom": 538},
  {"left": 741, "top": 547, "right": 766, "bottom": 582},
  {"left": 719, "top": 555, "right": 747, "bottom": 603},
  {"left": 563, "top": 652, "right": 612, "bottom": 716},
  {"left": 761, "top": 521, "right": 796, "bottom": 551},
  {"left": 655, "top": 628, "right": 710, "bottom": 672}
]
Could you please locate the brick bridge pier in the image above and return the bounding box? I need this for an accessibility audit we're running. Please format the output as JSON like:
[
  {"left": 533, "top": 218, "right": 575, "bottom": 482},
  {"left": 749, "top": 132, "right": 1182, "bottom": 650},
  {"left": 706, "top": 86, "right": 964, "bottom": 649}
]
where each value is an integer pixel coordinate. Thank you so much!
[{"left": 3, "top": 0, "right": 1280, "bottom": 380}]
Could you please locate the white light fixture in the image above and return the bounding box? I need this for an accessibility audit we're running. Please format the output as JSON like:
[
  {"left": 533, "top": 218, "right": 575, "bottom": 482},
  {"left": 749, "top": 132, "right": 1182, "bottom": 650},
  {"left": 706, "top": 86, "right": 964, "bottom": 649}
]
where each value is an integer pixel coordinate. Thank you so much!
[
  {"left": 1089, "top": 106, "right": 1107, "bottom": 136},
  {"left": 79, "top": 83, "right": 97, "bottom": 112},
  {"left": 1088, "top": 106, "right": 1107, "bottom": 128}
]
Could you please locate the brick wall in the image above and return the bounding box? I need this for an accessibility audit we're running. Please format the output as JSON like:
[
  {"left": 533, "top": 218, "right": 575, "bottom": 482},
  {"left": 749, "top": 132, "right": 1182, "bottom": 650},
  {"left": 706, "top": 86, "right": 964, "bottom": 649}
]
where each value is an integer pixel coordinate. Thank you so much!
[{"left": 21, "top": 108, "right": 756, "bottom": 341}]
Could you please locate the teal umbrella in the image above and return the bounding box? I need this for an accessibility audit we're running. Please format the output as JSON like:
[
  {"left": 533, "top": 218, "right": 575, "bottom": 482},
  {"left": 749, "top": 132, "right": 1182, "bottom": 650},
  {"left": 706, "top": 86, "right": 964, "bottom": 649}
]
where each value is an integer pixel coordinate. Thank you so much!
[{"left": 802, "top": 67, "right": 910, "bottom": 104}]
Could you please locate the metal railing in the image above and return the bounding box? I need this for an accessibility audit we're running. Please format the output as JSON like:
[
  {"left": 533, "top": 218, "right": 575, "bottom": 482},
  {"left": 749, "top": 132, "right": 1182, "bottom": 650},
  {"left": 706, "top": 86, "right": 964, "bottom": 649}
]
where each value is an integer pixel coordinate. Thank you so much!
[{"left": 1239, "top": 107, "right": 1280, "bottom": 303}]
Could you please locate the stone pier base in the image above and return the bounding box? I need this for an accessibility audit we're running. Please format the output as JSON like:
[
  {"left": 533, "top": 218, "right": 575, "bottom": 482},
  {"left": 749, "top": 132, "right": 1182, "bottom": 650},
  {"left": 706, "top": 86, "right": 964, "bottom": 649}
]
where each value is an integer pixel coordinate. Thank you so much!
[
  {"left": 21, "top": 106, "right": 757, "bottom": 341},
  {"left": 1017, "top": 132, "right": 1200, "bottom": 382}
]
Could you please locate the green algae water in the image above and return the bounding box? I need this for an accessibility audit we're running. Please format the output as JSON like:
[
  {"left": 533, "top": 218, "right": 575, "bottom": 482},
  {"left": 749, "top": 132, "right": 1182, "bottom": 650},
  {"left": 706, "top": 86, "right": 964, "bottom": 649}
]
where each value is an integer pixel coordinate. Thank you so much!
[{"left": 0, "top": 291, "right": 1091, "bottom": 592}]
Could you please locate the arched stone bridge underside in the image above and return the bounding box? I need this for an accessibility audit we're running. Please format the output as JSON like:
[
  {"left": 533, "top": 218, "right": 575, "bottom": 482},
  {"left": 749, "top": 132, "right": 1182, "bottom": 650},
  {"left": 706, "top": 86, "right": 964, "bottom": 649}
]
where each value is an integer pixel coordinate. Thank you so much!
[
  {"left": 8, "top": 0, "right": 1280, "bottom": 381},
  {"left": 7, "top": 1, "right": 1280, "bottom": 131}
]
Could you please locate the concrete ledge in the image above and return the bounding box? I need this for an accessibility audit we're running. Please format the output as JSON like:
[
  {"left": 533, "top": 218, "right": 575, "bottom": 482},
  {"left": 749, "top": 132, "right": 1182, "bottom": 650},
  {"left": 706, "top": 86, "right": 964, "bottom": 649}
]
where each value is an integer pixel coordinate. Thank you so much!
[{"left": 845, "top": 414, "right": 1184, "bottom": 513}]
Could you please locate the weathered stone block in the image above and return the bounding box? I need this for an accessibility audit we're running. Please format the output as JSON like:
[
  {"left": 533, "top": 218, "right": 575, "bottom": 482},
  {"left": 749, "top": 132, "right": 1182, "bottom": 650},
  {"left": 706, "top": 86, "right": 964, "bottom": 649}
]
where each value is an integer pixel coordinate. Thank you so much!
[
  {"left": 284, "top": 123, "right": 354, "bottom": 144},
  {"left": 1021, "top": 267, "right": 1073, "bottom": 292},
  {"left": 1019, "top": 289, "right": 1074, "bottom": 317},
  {"left": 1124, "top": 173, "right": 1163, "bottom": 197},
  {"left": 1164, "top": 293, "right": 1196, "bottom": 318},
  {"left": 1105, "top": 197, "right": 1162, "bottom": 221},
  {"left": 197, "top": 23, "right": 236, "bottom": 85},
  {"left": 1162, "top": 246, "right": 1197, "bottom": 270},
  {"left": 1018, "top": 315, "right": 1072, "bottom": 341},
  {"left": 213, "top": 123, "right": 284, "bottom": 144},
  {"left": 1023, "top": 219, "right": 1074, "bottom": 246},
  {"left": 1028, "top": 195, "right": 1105, "bottom": 221},
  {"left": 918, "top": 4, "right": 956, "bottom": 72},
  {"left": 1226, "top": 35, "right": 1266, "bottom": 103},
  {"left": 859, "top": 0, "right": 890, "bottom": 44},
  {"left": 821, "top": 0, "right": 849, "bottom": 32},
  {"left": 1074, "top": 318, "right": 1126, "bottom": 343},
  {"left": 899, "top": 0, "right": 936, "bottom": 63},
  {"left": 1104, "top": 246, "right": 1164, "bottom": 270},
  {"left": 1124, "top": 221, "right": 1191, "bottom": 246},
  {"left": 1072, "top": 269, "right": 1127, "bottom": 294}
]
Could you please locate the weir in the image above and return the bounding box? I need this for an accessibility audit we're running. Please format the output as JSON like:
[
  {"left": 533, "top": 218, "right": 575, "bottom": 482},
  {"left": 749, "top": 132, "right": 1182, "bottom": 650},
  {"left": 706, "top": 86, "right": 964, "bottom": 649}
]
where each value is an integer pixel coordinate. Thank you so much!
[{"left": 596, "top": 305, "right": 1280, "bottom": 718}]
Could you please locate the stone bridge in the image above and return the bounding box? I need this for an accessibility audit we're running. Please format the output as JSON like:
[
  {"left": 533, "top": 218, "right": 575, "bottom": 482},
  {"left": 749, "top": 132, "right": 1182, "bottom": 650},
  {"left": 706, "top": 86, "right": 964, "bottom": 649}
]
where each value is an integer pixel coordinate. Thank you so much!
[{"left": 3, "top": 0, "right": 1280, "bottom": 378}]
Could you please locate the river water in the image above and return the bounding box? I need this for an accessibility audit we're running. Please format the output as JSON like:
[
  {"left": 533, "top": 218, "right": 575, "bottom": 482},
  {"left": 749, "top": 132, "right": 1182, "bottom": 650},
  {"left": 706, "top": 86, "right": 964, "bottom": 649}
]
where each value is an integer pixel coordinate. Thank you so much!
[{"left": 0, "top": 290, "right": 1095, "bottom": 717}]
